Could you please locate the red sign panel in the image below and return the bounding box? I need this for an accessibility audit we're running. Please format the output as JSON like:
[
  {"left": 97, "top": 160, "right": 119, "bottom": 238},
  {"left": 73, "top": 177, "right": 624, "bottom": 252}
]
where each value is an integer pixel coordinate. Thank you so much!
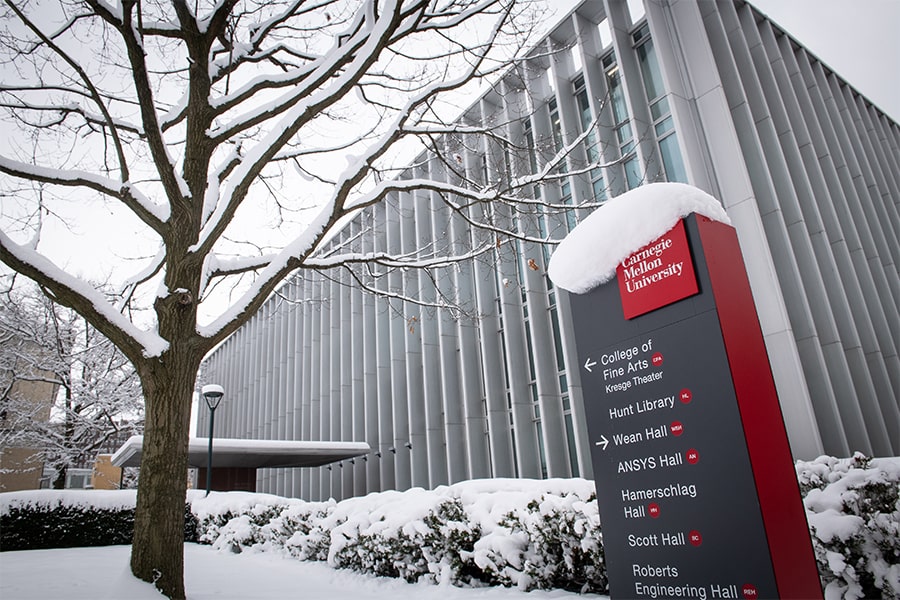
[{"left": 616, "top": 219, "right": 698, "bottom": 319}]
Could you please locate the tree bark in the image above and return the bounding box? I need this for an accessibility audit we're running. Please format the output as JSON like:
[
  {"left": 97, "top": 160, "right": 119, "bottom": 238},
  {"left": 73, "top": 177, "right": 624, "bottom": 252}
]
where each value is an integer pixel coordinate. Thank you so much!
[
  {"left": 129, "top": 352, "right": 198, "bottom": 600},
  {"left": 51, "top": 467, "right": 66, "bottom": 490}
]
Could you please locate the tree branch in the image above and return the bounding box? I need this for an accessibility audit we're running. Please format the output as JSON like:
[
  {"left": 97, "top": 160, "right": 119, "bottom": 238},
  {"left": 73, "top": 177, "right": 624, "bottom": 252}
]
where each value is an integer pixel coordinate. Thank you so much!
[
  {"left": 0, "top": 157, "right": 168, "bottom": 234},
  {"left": 0, "top": 232, "right": 165, "bottom": 365}
]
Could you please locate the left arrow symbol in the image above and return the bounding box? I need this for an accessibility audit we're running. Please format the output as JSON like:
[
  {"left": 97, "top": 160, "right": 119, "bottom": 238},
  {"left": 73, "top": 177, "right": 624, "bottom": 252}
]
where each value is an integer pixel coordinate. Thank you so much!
[
  {"left": 594, "top": 435, "right": 609, "bottom": 451},
  {"left": 584, "top": 358, "right": 597, "bottom": 372}
]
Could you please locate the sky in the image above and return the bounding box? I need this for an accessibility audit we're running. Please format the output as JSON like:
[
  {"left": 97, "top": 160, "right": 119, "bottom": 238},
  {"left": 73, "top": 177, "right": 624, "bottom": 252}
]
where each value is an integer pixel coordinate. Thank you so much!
[{"left": 749, "top": 0, "right": 900, "bottom": 122}]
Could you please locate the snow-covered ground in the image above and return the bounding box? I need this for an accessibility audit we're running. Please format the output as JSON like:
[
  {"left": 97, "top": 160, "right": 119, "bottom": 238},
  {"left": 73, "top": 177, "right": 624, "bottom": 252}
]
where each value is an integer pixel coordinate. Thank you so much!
[{"left": 0, "top": 543, "right": 606, "bottom": 600}]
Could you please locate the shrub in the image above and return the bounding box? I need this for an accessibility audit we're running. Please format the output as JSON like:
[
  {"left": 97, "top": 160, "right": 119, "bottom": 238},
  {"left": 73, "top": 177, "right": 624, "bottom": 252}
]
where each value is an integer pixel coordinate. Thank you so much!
[
  {"left": 0, "top": 490, "right": 198, "bottom": 551},
  {"left": 471, "top": 492, "right": 605, "bottom": 593},
  {"left": 797, "top": 453, "right": 900, "bottom": 600},
  {"left": 329, "top": 495, "right": 481, "bottom": 586},
  {"left": 0, "top": 502, "right": 134, "bottom": 551},
  {"left": 192, "top": 493, "right": 303, "bottom": 554},
  {"left": 283, "top": 502, "right": 337, "bottom": 561}
]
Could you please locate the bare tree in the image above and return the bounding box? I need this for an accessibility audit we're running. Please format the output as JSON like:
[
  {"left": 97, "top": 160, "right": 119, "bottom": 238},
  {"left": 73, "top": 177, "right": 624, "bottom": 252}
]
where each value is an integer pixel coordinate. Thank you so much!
[
  {"left": 0, "top": 1, "right": 602, "bottom": 597},
  {"left": 0, "top": 285, "right": 143, "bottom": 488}
]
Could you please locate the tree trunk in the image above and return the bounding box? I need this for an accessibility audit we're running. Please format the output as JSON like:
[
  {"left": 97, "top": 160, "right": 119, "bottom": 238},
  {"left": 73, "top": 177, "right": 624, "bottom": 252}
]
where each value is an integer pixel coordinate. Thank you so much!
[
  {"left": 129, "top": 355, "right": 198, "bottom": 600},
  {"left": 51, "top": 466, "right": 67, "bottom": 490}
]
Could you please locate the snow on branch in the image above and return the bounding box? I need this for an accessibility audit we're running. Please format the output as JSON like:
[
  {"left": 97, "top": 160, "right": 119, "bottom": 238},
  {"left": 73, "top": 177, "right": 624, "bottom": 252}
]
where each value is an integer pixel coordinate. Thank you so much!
[
  {"left": 303, "top": 243, "right": 494, "bottom": 272},
  {"left": 116, "top": 246, "right": 167, "bottom": 312},
  {"left": 195, "top": 1, "right": 435, "bottom": 255},
  {"left": 0, "top": 156, "right": 169, "bottom": 229},
  {"left": 195, "top": 199, "right": 335, "bottom": 343},
  {"left": 334, "top": 264, "right": 474, "bottom": 320},
  {"left": 0, "top": 231, "right": 168, "bottom": 360},
  {"left": 0, "top": 97, "right": 144, "bottom": 138}
]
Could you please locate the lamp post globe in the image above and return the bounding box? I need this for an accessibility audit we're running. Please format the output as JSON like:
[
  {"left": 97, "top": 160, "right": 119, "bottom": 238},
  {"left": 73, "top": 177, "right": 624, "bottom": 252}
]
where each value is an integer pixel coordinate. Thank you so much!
[{"left": 201, "top": 385, "right": 225, "bottom": 496}]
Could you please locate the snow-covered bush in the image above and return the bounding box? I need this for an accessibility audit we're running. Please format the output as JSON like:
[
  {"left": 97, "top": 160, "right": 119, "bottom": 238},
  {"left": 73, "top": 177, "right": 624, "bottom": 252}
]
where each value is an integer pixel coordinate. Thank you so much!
[
  {"left": 0, "top": 490, "right": 198, "bottom": 551},
  {"left": 190, "top": 478, "right": 605, "bottom": 592},
  {"left": 192, "top": 492, "right": 308, "bottom": 554},
  {"left": 470, "top": 489, "right": 604, "bottom": 593},
  {"left": 329, "top": 492, "right": 480, "bottom": 585},
  {"left": 280, "top": 502, "right": 337, "bottom": 561},
  {"left": 796, "top": 453, "right": 900, "bottom": 600}
]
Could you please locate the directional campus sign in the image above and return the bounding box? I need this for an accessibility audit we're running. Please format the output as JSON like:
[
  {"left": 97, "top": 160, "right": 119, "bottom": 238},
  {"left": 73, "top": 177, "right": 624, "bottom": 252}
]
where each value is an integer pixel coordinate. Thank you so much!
[{"left": 567, "top": 214, "right": 822, "bottom": 600}]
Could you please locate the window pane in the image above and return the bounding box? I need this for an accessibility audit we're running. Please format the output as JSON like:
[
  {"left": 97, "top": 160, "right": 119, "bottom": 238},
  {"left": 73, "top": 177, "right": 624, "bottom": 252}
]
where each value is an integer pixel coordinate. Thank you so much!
[
  {"left": 626, "top": 0, "right": 646, "bottom": 24},
  {"left": 576, "top": 89, "right": 592, "bottom": 131},
  {"left": 625, "top": 156, "right": 642, "bottom": 189},
  {"left": 650, "top": 96, "right": 670, "bottom": 121},
  {"left": 592, "top": 176, "right": 607, "bottom": 200},
  {"left": 549, "top": 99, "right": 562, "bottom": 150},
  {"left": 659, "top": 134, "right": 687, "bottom": 183},
  {"left": 637, "top": 39, "right": 665, "bottom": 102},
  {"left": 607, "top": 67, "right": 628, "bottom": 124},
  {"left": 655, "top": 116, "right": 674, "bottom": 137},
  {"left": 523, "top": 119, "right": 537, "bottom": 173},
  {"left": 565, "top": 413, "right": 579, "bottom": 476},
  {"left": 598, "top": 19, "right": 612, "bottom": 48},
  {"left": 550, "top": 307, "right": 565, "bottom": 370}
]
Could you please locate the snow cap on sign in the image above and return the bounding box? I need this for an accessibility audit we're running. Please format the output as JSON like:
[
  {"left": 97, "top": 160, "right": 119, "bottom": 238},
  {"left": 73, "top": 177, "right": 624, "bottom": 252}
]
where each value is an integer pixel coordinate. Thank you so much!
[{"left": 547, "top": 182, "right": 731, "bottom": 294}]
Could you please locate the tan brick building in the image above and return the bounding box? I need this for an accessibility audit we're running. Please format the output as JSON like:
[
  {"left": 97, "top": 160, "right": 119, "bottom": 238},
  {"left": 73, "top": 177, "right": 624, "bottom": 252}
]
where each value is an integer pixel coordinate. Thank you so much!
[{"left": 0, "top": 375, "right": 58, "bottom": 492}]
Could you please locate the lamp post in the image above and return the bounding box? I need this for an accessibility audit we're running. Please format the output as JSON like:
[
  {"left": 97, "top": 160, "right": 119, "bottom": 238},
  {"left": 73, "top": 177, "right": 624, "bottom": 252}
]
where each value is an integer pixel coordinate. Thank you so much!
[{"left": 201, "top": 384, "right": 224, "bottom": 496}]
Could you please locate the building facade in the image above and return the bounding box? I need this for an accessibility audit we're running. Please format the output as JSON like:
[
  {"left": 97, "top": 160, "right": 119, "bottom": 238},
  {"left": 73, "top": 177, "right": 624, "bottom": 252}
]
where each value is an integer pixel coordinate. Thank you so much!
[
  {"left": 201, "top": 0, "right": 900, "bottom": 502},
  {"left": 0, "top": 366, "right": 57, "bottom": 492}
]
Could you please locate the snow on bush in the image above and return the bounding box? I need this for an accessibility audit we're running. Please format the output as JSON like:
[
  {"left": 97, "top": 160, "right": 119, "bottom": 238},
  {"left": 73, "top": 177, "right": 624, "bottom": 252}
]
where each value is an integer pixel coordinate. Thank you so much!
[
  {"left": 0, "top": 489, "right": 198, "bottom": 551},
  {"left": 796, "top": 453, "right": 900, "bottom": 600},
  {"left": 328, "top": 491, "right": 480, "bottom": 585},
  {"left": 190, "top": 491, "right": 334, "bottom": 557},
  {"left": 462, "top": 480, "right": 604, "bottom": 592},
  {"left": 191, "top": 478, "right": 604, "bottom": 592},
  {"left": 3, "top": 455, "right": 898, "bottom": 598}
]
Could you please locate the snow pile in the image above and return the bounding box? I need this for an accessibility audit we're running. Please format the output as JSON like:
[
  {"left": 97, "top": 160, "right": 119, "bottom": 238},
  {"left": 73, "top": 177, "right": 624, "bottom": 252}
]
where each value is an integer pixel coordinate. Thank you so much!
[
  {"left": 547, "top": 182, "right": 730, "bottom": 294},
  {"left": 796, "top": 453, "right": 900, "bottom": 600},
  {"left": 0, "top": 489, "right": 138, "bottom": 514}
]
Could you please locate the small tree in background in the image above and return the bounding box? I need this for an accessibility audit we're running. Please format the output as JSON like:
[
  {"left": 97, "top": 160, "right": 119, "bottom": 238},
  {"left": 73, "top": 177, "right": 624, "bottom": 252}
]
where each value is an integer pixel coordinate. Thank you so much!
[{"left": 0, "top": 285, "right": 143, "bottom": 489}]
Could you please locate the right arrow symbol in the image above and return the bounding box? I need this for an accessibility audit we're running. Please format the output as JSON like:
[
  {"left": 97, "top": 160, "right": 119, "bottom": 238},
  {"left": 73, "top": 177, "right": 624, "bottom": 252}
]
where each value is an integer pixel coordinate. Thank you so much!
[
  {"left": 584, "top": 357, "right": 597, "bottom": 372},
  {"left": 595, "top": 435, "right": 609, "bottom": 450}
]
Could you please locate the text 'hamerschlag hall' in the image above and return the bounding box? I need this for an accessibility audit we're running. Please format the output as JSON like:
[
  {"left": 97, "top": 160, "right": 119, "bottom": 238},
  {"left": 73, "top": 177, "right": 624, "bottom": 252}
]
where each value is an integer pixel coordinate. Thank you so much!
[{"left": 199, "top": 0, "right": 900, "bottom": 502}]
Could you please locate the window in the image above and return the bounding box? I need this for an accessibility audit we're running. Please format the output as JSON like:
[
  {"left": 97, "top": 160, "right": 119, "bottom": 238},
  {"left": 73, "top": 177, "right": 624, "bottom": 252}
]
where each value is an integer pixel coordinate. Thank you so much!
[
  {"left": 625, "top": 0, "right": 646, "bottom": 24},
  {"left": 573, "top": 75, "right": 606, "bottom": 202},
  {"left": 65, "top": 468, "right": 94, "bottom": 489},
  {"left": 634, "top": 24, "right": 687, "bottom": 183},
  {"left": 559, "top": 181, "right": 576, "bottom": 234},
  {"left": 597, "top": 18, "right": 613, "bottom": 48},
  {"left": 605, "top": 54, "right": 642, "bottom": 189},
  {"left": 522, "top": 118, "right": 540, "bottom": 199}
]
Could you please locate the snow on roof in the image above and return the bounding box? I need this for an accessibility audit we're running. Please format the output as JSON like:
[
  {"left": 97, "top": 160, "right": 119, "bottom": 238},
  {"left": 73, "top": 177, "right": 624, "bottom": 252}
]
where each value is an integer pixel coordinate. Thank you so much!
[
  {"left": 111, "top": 435, "right": 370, "bottom": 469},
  {"left": 547, "top": 182, "right": 731, "bottom": 294}
]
